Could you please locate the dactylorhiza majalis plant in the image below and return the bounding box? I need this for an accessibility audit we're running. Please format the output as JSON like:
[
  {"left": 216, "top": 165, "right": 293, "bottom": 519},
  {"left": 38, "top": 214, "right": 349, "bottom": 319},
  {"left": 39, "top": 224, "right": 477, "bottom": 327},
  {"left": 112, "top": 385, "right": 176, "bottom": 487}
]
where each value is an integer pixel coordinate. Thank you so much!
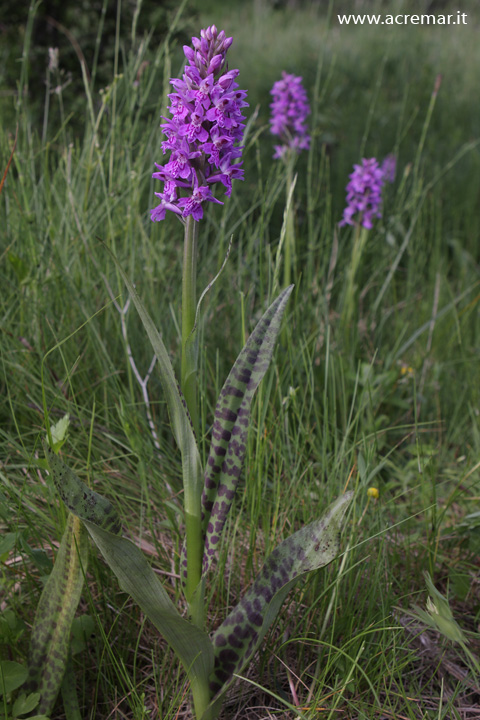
[
  {"left": 28, "top": 27, "right": 352, "bottom": 720},
  {"left": 339, "top": 156, "right": 395, "bottom": 335},
  {"left": 269, "top": 71, "right": 310, "bottom": 287}
]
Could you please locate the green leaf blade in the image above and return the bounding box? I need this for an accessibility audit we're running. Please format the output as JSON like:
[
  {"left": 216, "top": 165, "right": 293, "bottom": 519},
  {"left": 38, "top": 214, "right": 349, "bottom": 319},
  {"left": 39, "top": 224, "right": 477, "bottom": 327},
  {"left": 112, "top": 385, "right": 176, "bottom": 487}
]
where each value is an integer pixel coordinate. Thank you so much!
[
  {"left": 82, "top": 520, "right": 215, "bottom": 695},
  {"left": 43, "top": 443, "right": 121, "bottom": 535},
  {"left": 12, "top": 691, "right": 41, "bottom": 717},
  {"left": 208, "top": 492, "right": 353, "bottom": 701},
  {"left": 25, "top": 513, "right": 88, "bottom": 715},
  {"left": 46, "top": 447, "right": 214, "bottom": 702},
  {"left": 200, "top": 286, "right": 294, "bottom": 575},
  {"left": 0, "top": 660, "right": 28, "bottom": 696}
]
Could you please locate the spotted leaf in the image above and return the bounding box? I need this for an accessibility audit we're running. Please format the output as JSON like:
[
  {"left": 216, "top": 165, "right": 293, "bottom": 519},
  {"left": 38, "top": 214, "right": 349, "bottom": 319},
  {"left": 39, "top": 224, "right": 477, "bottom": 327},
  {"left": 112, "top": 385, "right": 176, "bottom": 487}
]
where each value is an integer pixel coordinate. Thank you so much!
[
  {"left": 200, "top": 286, "right": 294, "bottom": 577},
  {"left": 47, "top": 447, "right": 214, "bottom": 712},
  {"left": 206, "top": 492, "right": 353, "bottom": 706},
  {"left": 43, "top": 442, "right": 121, "bottom": 535},
  {"left": 26, "top": 513, "right": 88, "bottom": 715}
]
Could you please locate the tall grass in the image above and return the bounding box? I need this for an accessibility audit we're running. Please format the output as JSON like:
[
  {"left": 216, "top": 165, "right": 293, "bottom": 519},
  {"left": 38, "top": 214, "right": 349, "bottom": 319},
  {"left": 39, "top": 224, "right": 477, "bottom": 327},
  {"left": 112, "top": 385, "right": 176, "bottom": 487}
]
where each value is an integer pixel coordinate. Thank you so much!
[{"left": 1, "top": 1, "right": 480, "bottom": 717}]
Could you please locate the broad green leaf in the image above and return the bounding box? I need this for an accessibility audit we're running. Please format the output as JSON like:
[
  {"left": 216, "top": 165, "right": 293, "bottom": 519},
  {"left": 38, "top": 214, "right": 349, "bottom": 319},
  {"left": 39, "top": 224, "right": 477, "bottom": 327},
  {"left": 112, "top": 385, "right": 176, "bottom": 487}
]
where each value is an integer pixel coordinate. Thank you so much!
[
  {"left": 200, "top": 286, "right": 294, "bottom": 575},
  {"left": 12, "top": 691, "right": 41, "bottom": 717},
  {"left": 205, "top": 492, "right": 353, "bottom": 710},
  {"left": 46, "top": 446, "right": 214, "bottom": 708},
  {"left": 25, "top": 512, "right": 88, "bottom": 715},
  {"left": 0, "top": 661, "right": 27, "bottom": 696}
]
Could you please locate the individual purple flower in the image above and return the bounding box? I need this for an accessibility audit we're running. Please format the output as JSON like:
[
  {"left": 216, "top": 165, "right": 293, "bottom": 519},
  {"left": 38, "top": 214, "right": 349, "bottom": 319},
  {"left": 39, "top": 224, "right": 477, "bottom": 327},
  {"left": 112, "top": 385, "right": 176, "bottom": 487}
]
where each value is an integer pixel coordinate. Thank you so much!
[
  {"left": 207, "top": 151, "right": 244, "bottom": 197},
  {"left": 381, "top": 153, "right": 396, "bottom": 183},
  {"left": 269, "top": 72, "right": 310, "bottom": 160},
  {"left": 339, "top": 158, "right": 385, "bottom": 230},
  {"left": 177, "top": 176, "right": 223, "bottom": 221},
  {"left": 151, "top": 26, "right": 248, "bottom": 223}
]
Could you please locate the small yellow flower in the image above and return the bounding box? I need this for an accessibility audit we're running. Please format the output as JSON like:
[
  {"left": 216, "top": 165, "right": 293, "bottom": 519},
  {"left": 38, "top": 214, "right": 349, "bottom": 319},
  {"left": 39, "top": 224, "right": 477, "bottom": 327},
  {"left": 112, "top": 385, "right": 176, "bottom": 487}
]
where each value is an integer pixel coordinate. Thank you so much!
[{"left": 367, "top": 487, "right": 379, "bottom": 499}]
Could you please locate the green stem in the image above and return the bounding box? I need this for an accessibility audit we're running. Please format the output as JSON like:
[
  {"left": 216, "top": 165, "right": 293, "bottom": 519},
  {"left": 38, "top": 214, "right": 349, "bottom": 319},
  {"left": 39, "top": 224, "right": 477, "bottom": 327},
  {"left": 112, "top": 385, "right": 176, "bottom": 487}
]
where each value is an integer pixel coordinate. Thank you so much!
[
  {"left": 191, "top": 676, "right": 218, "bottom": 720},
  {"left": 283, "top": 157, "right": 295, "bottom": 288},
  {"left": 341, "top": 224, "right": 369, "bottom": 336},
  {"left": 181, "top": 216, "right": 204, "bottom": 630},
  {"left": 181, "top": 215, "right": 199, "bottom": 437},
  {"left": 184, "top": 511, "right": 204, "bottom": 626}
]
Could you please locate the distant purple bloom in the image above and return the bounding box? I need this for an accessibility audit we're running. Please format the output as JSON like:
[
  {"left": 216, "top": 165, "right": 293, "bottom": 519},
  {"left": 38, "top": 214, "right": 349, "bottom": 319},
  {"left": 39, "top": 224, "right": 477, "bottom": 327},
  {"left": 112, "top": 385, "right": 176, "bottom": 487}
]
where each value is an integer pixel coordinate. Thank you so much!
[
  {"left": 340, "top": 158, "right": 385, "bottom": 230},
  {"left": 381, "top": 153, "right": 396, "bottom": 183},
  {"left": 151, "top": 26, "right": 248, "bottom": 223},
  {"left": 269, "top": 72, "right": 310, "bottom": 160}
]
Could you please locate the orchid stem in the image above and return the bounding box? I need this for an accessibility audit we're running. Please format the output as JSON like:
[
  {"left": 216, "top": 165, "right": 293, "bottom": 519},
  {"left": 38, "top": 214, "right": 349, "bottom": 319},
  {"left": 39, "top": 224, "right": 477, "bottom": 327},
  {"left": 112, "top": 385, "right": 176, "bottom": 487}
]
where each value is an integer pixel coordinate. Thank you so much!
[
  {"left": 181, "top": 215, "right": 204, "bottom": 631},
  {"left": 181, "top": 215, "right": 199, "bottom": 438},
  {"left": 341, "top": 224, "right": 369, "bottom": 337}
]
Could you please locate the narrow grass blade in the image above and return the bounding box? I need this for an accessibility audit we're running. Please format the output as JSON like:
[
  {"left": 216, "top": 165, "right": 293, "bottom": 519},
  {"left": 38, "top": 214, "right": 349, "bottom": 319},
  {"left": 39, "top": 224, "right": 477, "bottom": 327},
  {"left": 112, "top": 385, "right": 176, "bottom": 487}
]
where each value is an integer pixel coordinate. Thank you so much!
[
  {"left": 200, "top": 285, "right": 294, "bottom": 575},
  {"left": 26, "top": 513, "right": 88, "bottom": 716},
  {"left": 0, "top": 125, "right": 17, "bottom": 197},
  {"left": 103, "top": 243, "right": 203, "bottom": 514},
  {"left": 183, "top": 235, "right": 233, "bottom": 393},
  {"left": 45, "top": 444, "right": 214, "bottom": 700},
  {"left": 206, "top": 492, "right": 353, "bottom": 705},
  {"left": 104, "top": 244, "right": 205, "bottom": 603}
]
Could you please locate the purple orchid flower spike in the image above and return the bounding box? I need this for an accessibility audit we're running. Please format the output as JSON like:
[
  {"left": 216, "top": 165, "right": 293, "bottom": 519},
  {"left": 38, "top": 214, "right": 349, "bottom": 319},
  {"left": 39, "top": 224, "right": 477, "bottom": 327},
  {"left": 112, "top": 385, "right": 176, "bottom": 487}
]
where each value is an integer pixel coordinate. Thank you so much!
[
  {"left": 151, "top": 25, "right": 248, "bottom": 222},
  {"left": 269, "top": 71, "right": 310, "bottom": 160},
  {"left": 340, "top": 157, "right": 385, "bottom": 229}
]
